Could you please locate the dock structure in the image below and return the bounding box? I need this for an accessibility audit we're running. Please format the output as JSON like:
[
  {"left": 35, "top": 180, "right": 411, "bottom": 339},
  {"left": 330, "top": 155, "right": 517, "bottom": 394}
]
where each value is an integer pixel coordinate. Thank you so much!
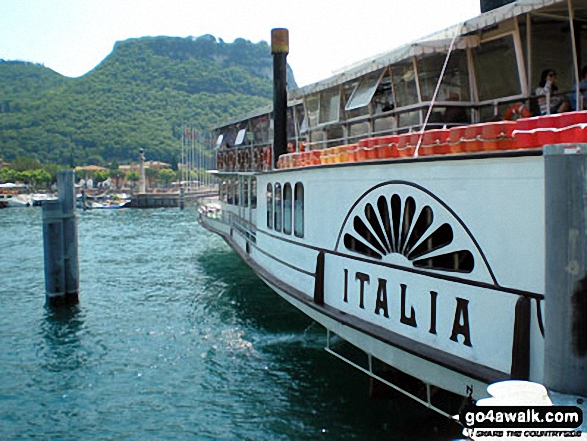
[
  {"left": 130, "top": 192, "right": 180, "bottom": 208},
  {"left": 130, "top": 188, "right": 217, "bottom": 208}
]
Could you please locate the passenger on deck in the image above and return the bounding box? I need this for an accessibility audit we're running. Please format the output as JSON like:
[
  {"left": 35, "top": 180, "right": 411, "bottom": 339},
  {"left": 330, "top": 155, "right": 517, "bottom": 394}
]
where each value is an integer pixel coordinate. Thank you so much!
[
  {"left": 536, "top": 69, "right": 570, "bottom": 115},
  {"left": 569, "top": 65, "right": 587, "bottom": 111}
]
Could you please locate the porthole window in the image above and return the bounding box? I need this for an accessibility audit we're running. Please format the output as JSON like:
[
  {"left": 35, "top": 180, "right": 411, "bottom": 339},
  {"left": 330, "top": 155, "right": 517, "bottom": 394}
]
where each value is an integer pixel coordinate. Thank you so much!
[
  {"left": 274, "top": 183, "right": 282, "bottom": 232},
  {"left": 266, "top": 183, "right": 273, "bottom": 229},
  {"left": 251, "top": 178, "right": 257, "bottom": 209},
  {"left": 294, "top": 183, "right": 304, "bottom": 238},
  {"left": 283, "top": 183, "right": 292, "bottom": 235}
]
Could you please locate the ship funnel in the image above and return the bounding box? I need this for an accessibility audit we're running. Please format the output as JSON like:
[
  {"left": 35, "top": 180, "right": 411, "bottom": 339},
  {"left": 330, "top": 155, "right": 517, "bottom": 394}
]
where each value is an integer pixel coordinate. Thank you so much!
[
  {"left": 271, "top": 28, "right": 289, "bottom": 169},
  {"left": 544, "top": 145, "right": 587, "bottom": 396}
]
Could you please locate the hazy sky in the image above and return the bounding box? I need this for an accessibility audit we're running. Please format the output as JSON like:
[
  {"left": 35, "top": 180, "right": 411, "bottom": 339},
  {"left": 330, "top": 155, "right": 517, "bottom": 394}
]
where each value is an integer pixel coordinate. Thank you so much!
[{"left": 0, "top": 0, "right": 481, "bottom": 87}]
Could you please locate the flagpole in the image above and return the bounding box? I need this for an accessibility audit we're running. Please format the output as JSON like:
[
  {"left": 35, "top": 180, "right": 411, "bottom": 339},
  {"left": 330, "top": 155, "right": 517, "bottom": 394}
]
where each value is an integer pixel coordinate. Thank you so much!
[{"left": 181, "top": 126, "right": 185, "bottom": 193}]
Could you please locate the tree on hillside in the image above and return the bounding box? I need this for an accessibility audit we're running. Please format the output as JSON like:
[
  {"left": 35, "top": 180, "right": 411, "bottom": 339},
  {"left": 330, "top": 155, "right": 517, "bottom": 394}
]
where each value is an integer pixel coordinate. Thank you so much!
[{"left": 159, "top": 168, "right": 176, "bottom": 187}]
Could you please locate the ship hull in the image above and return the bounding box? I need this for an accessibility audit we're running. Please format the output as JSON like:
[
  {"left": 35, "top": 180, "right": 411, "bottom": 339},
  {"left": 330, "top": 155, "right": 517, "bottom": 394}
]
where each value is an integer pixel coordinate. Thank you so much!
[{"left": 199, "top": 150, "right": 548, "bottom": 411}]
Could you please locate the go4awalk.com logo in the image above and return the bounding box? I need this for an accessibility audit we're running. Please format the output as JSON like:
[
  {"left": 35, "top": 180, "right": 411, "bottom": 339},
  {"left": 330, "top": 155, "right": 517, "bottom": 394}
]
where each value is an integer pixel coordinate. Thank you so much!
[{"left": 459, "top": 405, "right": 583, "bottom": 439}]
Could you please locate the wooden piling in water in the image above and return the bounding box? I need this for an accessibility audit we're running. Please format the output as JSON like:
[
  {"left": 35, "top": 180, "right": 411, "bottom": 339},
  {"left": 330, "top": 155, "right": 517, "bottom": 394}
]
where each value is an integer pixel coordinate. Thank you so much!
[{"left": 42, "top": 170, "right": 79, "bottom": 306}]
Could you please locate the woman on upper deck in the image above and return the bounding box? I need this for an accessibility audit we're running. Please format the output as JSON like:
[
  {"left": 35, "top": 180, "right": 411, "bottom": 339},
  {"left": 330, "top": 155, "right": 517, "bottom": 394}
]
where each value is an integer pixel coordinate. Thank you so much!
[{"left": 536, "top": 69, "right": 570, "bottom": 115}]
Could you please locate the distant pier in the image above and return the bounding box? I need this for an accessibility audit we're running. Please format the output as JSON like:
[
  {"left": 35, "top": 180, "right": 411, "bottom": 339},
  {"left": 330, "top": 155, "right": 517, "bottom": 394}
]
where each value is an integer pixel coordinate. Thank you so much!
[{"left": 130, "top": 188, "right": 217, "bottom": 209}]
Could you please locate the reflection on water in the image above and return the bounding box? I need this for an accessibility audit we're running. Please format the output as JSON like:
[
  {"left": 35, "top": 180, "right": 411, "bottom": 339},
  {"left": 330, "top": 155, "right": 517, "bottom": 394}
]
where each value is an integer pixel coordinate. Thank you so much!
[
  {"left": 39, "top": 304, "right": 85, "bottom": 372},
  {"left": 0, "top": 208, "right": 463, "bottom": 440}
]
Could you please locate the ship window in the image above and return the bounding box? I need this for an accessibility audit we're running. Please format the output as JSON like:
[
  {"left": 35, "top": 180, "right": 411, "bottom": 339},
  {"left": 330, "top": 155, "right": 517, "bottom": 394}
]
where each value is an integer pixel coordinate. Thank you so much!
[
  {"left": 473, "top": 36, "right": 520, "bottom": 101},
  {"left": 295, "top": 104, "right": 306, "bottom": 135},
  {"left": 283, "top": 183, "right": 292, "bottom": 235},
  {"left": 343, "top": 82, "right": 369, "bottom": 120},
  {"left": 227, "top": 179, "right": 234, "bottom": 205},
  {"left": 266, "top": 183, "right": 273, "bottom": 229},
  {"left": 235, "top": 128, "right": 246, "bottom": 146},
  {"left": 234, "top": 178, "right": 240, "bottom": 206},
  {"left": 243, "top": 178, "right": 249, "bottom": 207},
  {"left": 349, "top": 122, "right": 370, "bottom": 143},
  {"left": 346, "top": 70, "right": 382, "bottom": 111},
  {"left": 398, "top": 111, "right": 420, "bottom": 131},
  {"left": 274, "top": 183, "right": 282, "bottom": 232},
  {"left": 251, "top": 178, "right": 257, "bottom": 209},
  {"left": 374, "top": 116, "right": 396, "bottom": 135},
  {"left": 252, "top": 115, "right": 271, "bottom": 144},
  {"left": 391, "top": 62, "right": 419, "bottom": 107},
  {"left": 319, "top": 88, "right": 340, "bottom": 124},
  {"left": 294, "top": 183, "right": 304, "bottom": 238},
  {"left": 417, "top": 50, "right": 471, "bottom": 102},
  {"left": 220, "top": 180, "right": 227, "bottom": 202},
  {"left": 309, "top": 130, "right": 327, "bottom": 151},
  {"left": 305, "top": 95, "right": 319, "bottom": 128},
  {"left": 529, "top": 21, "right": 575, "bottom": 95}
]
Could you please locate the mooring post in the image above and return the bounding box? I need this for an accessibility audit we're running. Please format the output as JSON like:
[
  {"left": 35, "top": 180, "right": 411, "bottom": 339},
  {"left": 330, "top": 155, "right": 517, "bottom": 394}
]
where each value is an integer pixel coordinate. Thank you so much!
[
  {"left": 58, "top": 170, "right": 79, "bottom": 301},
  {"left": 42, "top": 199, "right": 66, "bottom": 301},
  {"left": 544, "top": 145, "right": 587, "bottom": 396},
  {"left": 179, "top": 186, "right": 185, "bottom": 210},
  {"left": 43, "top": 170, "right": 79, "bottom": 306}
]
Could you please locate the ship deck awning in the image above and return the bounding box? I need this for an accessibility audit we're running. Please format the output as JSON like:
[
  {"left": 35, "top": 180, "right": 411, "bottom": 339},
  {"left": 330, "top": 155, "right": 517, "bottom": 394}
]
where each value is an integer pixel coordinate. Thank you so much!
[{"left": 289, "top": 0, "right": 586, "bottom": 99}]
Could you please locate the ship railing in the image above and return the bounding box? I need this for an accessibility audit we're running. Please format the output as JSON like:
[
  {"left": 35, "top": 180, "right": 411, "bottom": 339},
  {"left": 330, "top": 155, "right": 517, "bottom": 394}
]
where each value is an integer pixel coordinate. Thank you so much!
[
  {"left": 216, "top": 144, "right": 269, "bottom": 173},
  {"left": 215, "top": 92, "right": 582, "bottom": 172},
  {"left": 277, "top": 113, "right": 587, "bottom": 168}
]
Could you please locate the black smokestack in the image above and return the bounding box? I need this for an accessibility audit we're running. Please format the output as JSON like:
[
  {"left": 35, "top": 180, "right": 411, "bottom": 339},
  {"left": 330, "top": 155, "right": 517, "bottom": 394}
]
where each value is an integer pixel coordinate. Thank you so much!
[{"left": 271, "top": 28, "right": 289, "bottom": 169}]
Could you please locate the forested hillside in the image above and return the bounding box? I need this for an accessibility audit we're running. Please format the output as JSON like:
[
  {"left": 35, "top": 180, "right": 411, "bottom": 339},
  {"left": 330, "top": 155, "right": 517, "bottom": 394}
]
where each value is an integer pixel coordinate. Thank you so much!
[{"left": 0, "top": 35, "right": 295, "bottom": 167}]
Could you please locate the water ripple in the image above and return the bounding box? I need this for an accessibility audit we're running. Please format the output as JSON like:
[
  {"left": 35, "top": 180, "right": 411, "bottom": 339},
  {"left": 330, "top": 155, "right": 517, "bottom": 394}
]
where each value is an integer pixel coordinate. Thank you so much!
[{"left": 0, "top": 208, "right": 461, "bottom": 440}]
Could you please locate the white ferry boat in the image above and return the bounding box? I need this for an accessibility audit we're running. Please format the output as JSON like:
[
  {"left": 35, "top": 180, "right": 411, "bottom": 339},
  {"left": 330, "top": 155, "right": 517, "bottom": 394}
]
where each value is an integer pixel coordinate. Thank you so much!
[{"left": 198, "top": 0, "right": 587, "bottom": 421}]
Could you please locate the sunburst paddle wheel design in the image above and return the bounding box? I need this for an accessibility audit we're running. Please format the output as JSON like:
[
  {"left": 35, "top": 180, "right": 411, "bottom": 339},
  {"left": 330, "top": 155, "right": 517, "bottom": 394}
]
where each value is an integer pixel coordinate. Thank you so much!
[{"left": 335, "top": 182, "right": 496, "bottom": 284}]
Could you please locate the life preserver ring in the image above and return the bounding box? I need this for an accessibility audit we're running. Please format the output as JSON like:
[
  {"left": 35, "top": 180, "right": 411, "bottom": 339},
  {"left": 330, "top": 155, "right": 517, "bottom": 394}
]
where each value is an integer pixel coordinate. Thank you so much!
[
  {"left": 262, "top": 146, "right": 272, "bottom": 170},
  {"left": 504, "top": 103, "right": 531, "bottom": 121}
]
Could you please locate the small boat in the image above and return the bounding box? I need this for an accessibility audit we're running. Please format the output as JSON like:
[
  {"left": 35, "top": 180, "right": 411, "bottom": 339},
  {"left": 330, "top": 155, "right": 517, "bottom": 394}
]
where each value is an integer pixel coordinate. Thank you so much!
[
  {"left": 31, "top": 194, "right": 58, "bottom": 206},
  {"left": 2, "top": 194, "right": 33, "bottom": 207},
  {"left": 0, "top": 183, "right": 32, "bottom": 207},
  {"left": 89, "top": 200, "right": 130, "bottom": 209}
]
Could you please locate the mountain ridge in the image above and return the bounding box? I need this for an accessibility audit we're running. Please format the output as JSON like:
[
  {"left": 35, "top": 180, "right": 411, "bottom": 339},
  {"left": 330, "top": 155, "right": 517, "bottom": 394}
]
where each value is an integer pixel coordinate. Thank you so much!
[{"left": 0, "top": 34, "right": 295, "bottom": 167}]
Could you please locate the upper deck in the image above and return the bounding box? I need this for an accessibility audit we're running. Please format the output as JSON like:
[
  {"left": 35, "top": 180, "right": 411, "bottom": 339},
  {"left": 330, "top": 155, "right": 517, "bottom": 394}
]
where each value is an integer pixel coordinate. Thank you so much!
[{"left": 211, "top": 0, "right": 587, "bottom": 174}]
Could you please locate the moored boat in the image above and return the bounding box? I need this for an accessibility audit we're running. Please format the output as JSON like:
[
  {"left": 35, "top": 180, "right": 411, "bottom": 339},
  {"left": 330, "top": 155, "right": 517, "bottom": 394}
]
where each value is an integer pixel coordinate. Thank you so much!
[
  {"left": 198, "top": 0, "right": 587, "bottom": 427},
  {"left": 0, "top": 183, "right": 32, "bottom": 207},
  {"left": 2, "top": 193, "right": 33, "bottom": 207},
  {"left": 89, "top": 200, "right": 130, "bottom": 209}
]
